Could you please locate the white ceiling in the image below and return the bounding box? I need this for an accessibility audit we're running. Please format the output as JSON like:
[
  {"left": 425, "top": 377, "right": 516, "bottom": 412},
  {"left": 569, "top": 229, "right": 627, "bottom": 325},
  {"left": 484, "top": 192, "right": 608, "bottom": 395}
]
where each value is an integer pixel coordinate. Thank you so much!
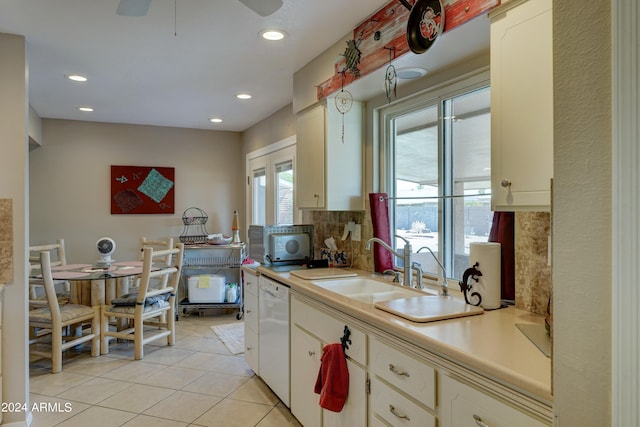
[{"left": 0, "top": 0, "right": 489, "bottom": 132}]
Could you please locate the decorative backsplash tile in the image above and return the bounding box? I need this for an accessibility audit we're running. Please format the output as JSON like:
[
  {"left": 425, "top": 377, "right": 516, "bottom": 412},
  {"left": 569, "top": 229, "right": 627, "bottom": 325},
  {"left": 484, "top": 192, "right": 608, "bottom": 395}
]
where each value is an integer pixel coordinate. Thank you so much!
[
  {"left": 515, "top": 212, "right": 552, "bottom": 315},
  {"left": 310, "top": 208, "right": 552, "bottom": 315},
  {"left": 0, "top": 198, "right": 13, "bottom": 284}
]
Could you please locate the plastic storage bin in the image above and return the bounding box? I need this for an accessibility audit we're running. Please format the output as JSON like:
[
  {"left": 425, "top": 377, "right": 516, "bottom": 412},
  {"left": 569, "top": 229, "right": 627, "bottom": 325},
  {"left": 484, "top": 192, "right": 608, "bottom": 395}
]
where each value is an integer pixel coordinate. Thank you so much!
[{"left": 187, "top": 275, "right": 226, "bottom": 303}]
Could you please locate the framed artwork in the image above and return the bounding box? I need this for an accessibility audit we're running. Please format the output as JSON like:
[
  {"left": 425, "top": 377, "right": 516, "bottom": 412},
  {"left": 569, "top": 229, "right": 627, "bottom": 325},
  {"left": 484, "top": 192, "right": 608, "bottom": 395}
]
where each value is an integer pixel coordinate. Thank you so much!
[{"left": 111, "top": 165, "right": 175, "bottom": 214}]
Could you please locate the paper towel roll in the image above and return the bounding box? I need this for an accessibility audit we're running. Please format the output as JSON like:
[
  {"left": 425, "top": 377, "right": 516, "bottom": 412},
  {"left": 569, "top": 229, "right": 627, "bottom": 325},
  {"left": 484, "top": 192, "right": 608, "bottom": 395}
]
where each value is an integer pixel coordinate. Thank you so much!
[{"left": 469, "top": 242, "right": 501, "bottom": 309}]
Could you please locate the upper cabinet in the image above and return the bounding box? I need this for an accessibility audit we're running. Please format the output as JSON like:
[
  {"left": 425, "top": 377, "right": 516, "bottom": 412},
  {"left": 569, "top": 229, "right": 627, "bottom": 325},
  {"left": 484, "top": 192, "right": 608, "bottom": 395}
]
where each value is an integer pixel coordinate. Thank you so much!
[
  {"left": 490, "top": 0, "right": 553, "bottom": 211},
  {"left": 296, "top": 98, "right": 363, "bottom": 210}
]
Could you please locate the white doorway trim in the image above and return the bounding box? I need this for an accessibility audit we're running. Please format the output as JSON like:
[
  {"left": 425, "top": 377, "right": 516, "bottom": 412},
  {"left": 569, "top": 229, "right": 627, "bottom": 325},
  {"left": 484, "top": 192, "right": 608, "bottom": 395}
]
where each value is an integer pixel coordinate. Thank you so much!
[{"left": 612, "top": 0, "right": 639, "bottom": 425}]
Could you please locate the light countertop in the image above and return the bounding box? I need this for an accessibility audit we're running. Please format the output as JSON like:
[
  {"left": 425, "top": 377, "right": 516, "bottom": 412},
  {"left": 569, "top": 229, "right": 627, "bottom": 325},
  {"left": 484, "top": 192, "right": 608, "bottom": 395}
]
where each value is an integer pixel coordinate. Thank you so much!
[{"left": 251, "top": 265, "right": 552, "bottom": 405}]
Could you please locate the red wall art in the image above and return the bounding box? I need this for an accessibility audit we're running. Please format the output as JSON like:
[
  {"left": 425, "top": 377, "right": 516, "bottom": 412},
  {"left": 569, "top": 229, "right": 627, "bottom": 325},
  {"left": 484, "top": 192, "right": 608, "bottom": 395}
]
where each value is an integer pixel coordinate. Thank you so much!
[{"left": 111, "top": 165, "right": 175, "bottom": 214}]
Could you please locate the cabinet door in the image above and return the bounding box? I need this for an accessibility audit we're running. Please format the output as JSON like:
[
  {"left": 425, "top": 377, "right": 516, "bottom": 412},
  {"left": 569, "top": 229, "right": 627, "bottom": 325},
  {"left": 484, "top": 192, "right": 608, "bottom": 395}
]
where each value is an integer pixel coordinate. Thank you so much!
[
  {"left": 296, "top": 104, "right": 326, "bottom": 209},
  {"left": 291, "top": 324, "right": 323, "bottom": 427},
  {"left": 440, "top": 374, "right": 550, "bottom": 427},
  {"left": 323, "top": 358, "right": 366, "bottom": 427},
  {"left": 491, "top": 0, "right": 553, "bottom": 211}
]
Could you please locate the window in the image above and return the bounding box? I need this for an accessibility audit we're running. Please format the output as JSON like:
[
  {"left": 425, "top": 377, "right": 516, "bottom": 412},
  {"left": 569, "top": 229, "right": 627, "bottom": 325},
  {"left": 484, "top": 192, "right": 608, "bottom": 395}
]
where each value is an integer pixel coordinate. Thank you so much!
[
  {"left": 247, "top": 139, "right": 300, "bottom": 226},
  {"left": 381, "top": 75, "right": 491, "bottom": 281}
]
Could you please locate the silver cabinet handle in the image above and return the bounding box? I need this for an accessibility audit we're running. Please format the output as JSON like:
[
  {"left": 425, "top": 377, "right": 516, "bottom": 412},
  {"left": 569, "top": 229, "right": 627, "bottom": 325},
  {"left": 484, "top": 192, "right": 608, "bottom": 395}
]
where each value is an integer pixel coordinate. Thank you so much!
[
  {"left": 501, "top": 179, "right": 511, "bottom": 188},
  {"left": 473, "top": 414, "right": 490, "bottom": 427},
  {"left": 246, "top": 346, "right": 253, "bottom": 351},
  {"left": 388, "top": 363, "right": 410, "bottom": 377},
  {"left": 389, "top": 404, "right": 410, "bottom": 421},
  {"left": 246, "top": 309, "right": 252, "bottom": 314},
  {"left": 308, "top": 350, "right": 315, "bottom": 356}
]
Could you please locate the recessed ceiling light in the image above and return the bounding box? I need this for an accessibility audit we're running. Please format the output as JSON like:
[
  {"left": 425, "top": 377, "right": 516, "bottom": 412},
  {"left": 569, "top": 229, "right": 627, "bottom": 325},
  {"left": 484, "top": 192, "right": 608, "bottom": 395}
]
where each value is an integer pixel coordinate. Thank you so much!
[
  {"left": 396, "top": 67, "right": 428, "bottom": 80},
  {"left": 66, "top": 74, "right": 88, "bottom": 82},
  {"left": 260, "top": 29, "right": 286, "bottom": 41},
  {"left": 209, "top": 118, "right": 223, "bottom": 123},
  {"left": 236, "top": 93, "right": 252, "bottom": 100},
  {"left": 78, "top": 106, "right": 94, "bottom": 112}
]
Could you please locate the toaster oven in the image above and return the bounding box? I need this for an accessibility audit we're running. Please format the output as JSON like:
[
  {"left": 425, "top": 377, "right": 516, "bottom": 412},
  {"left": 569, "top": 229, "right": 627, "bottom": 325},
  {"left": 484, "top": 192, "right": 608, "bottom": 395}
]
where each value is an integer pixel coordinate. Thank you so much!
[{"left": 248, "top": 225, "right": 314, "bottom": 265}]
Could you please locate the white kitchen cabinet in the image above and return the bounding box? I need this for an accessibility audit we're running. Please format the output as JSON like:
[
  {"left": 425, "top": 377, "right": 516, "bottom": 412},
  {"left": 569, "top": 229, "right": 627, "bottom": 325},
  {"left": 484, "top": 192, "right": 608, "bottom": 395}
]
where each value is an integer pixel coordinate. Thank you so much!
[
  {"left": 296, "top": 99, "right": 363, "bottom": 211},
  {"left": 440, "top": 373, "right": 550, "bottom": 427},
  {"left": 242, "top": 267, "right": 259, "bottom": 374},
  {"left": 291, "top": 324, "right": 323, "bottom": 427},
  {"left": 290, "top": 294, "right": 367, "bottom": 427},
  {"left": 490, "top": 0, "right": 553, "bottom": 211},
  {"left": 369, "top": 336, "right": 436, "bottom": 427}
]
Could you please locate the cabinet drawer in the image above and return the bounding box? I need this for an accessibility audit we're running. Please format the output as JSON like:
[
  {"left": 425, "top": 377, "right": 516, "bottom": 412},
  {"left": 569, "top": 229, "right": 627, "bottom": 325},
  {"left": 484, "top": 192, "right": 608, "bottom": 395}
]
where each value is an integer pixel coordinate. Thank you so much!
[
  {"left": 291, "top": 295, "right": 366, "bottom": 365},
  {"left": 244, "top": 291, "right": 258, "bottom": 333},
  {"left": 370, "top": 336, "right": 436, "bottom": 410},
  {"left": 440, "top": 374, "right": 550, "bottom": 427},
  {"left": 244, "top": 328, "right": 259, "bottom": 375},
  {"left": 243, "top": 270, "right": 259, "bottom": 297},
  {"left": 371, "top": 378, "right": 435, "bottom": 427}
]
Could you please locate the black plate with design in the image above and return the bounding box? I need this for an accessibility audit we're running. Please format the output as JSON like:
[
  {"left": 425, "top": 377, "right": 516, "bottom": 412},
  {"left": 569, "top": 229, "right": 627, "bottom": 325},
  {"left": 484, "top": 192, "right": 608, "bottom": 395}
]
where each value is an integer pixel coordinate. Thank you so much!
[{"left": 406, "top": 0, "right": 444, "bottom": 54}]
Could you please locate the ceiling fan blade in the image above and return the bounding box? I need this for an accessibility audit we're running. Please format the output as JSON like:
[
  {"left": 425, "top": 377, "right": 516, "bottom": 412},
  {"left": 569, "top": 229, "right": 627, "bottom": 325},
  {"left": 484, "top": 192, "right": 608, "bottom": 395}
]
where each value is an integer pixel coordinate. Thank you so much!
[
  {"left": 237, "top": 0, "right": 283, "bottom": 17},
  {"left": 117, "top": 0, "right": 152, "bottom": 16}
]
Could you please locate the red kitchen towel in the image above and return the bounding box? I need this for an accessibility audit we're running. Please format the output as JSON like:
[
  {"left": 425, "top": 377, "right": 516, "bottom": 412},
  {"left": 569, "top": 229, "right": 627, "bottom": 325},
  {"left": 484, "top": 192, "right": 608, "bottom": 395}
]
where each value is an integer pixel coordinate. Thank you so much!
[
  {"left": 314, "top": 343, "right": 349, "bottom": 412},
  {"left": 369, "top": 193, "right": 394, "bottom": 273}
]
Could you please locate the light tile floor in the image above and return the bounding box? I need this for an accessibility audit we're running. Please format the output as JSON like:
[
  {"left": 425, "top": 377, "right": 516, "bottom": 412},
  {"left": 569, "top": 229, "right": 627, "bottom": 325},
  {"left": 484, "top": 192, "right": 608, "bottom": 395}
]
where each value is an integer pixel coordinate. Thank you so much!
[{"left": 29, "top": 311, "right": 302, "bottom": 427}]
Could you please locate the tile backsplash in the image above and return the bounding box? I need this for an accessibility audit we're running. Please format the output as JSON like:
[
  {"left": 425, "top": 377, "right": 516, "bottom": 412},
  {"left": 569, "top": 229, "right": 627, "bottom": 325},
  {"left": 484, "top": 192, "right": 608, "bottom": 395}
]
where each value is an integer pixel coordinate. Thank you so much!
[
  {"left": 0, "top": 198, "right": 13, "bottom": 284},
  {"left": 308, "top": 209, "right": 552, "bottom": 315}
]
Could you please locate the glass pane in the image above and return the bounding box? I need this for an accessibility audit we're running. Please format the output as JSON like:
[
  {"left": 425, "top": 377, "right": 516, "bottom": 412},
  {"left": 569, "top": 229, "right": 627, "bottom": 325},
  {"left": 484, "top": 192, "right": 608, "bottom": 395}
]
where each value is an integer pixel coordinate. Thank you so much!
[
  {"left": 252, "top": 168, "right": 266, "bottom": 225},
  {"left": 393, "top": 104, "right": 440, "bottom": 272},
  {"left": 448, "top": 87, "right": 491, "bottom": 279},
  {"left": 275, "top": 160, "right": 294, "bottom": 225}
]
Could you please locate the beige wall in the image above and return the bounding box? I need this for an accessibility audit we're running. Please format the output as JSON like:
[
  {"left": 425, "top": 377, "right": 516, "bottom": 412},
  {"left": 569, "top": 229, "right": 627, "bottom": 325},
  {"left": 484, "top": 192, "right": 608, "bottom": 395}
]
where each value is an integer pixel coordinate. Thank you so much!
[
  {"left": 0, "top": 32, "right": 29, "bottom": 426},
  {"left": 552, "top": 0, "right": 611, "bottom": 425},
  {"left": 241, "top": 103, "right": 295, "bottom": 156},
  {"left": 30, "top": 119, "right": 244, "bottom": 264}
]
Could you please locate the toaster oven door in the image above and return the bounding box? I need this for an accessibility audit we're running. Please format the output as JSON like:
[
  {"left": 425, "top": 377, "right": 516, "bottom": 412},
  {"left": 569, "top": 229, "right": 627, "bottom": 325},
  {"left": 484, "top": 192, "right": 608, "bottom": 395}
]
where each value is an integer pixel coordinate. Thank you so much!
[{"left": 268, "top": 233, "right": 311, "bottom": 263}]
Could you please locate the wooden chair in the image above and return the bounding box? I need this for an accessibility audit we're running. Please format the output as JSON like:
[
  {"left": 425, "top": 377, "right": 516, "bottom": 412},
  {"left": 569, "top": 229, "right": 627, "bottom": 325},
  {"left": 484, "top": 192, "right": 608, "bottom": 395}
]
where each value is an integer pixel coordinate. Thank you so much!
[
  {"left": 135, "top": 236, "right": 174, "bottom": 289},
  {"left": 29, "top": 250, "right": 100, "bottom": 373},
  {"left": 101, "top": 243, "right": 184, "bottom": 359},
  {"left": 28, "top": 239, "right": 71, "bottom": 303}
]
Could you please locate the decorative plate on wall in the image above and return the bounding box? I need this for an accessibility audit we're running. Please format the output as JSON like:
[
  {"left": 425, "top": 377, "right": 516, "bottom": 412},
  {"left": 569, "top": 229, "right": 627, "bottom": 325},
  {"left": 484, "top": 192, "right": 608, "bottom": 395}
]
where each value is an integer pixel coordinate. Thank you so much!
[{"left": 406, "top": 0, "right": 444, "bottom": 54}]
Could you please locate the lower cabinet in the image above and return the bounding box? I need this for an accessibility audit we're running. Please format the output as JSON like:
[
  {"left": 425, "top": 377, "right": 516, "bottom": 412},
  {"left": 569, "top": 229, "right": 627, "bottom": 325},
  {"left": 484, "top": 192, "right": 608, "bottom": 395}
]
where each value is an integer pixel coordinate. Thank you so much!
[
  {"left": 439, "top": 374, "right": 549, "bottom": 427},
  {"left": 290, "top": 294, "right": 366, "bottom": 427},
  {"left": 369, "top": 336, "right": 436, "bottom": 427},
  {"left": 283, "top": 289, "right": 552, "bottom": 427},
  {"left": 291, "top": 324, "right": 322, "bottom": 427},
  {"left": 242, "top": 268, "right": 259, "bottom": 374}
]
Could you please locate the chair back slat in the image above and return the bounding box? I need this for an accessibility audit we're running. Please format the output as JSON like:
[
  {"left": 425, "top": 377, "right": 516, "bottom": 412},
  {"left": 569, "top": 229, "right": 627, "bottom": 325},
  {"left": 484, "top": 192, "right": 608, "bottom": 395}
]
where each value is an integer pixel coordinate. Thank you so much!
[
  {"left": 136, "top": 243, "right": 184, "bottom": 305},
  {"left": 29, "top": 239, "right": 67, "bottom": 267},
  {"left": 38, "top": 250, "right": 62, "bottom": 323}
]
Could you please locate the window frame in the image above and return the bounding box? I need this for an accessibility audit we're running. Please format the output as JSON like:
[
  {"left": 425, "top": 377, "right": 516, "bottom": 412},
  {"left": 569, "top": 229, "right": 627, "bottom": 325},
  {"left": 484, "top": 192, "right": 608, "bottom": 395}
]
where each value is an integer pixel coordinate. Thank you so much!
[{"left": 378, "top": 70, "right": 491, "bottom": 282}]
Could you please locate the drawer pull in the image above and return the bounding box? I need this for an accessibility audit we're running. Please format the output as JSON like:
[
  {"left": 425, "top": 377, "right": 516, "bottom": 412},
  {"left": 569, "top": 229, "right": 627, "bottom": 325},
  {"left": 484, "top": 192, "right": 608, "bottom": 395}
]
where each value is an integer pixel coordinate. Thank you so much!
[
  {"left": 473, "top": 414, "right": 490, "bottom": 427},
  {"left": 389, "top": 404, "right": 410, "bottom": 421},
  {"left": 246, "top": 346, "right": 252, "bottom": 351},
  {"left": 388, "top": 363, "right": 410, "bottom": 377},
  {"left": 308, "top": 350, "right": 316, "bottom": 356},
  {"left": 246, "top": 309, "right": 252, "bottom": 314}
]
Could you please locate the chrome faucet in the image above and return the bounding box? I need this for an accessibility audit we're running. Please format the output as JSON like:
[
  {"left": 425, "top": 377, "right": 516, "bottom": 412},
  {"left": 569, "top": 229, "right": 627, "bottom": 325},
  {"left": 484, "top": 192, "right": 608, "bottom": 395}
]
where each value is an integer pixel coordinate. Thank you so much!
[
  {"left": 366, "top": 236, "right": 413, "bottom": 287},
  {"left": 417, "top": 246, "right": 449, "bottom": 296},
  {"left": 411, "top": 262, "right": 424, "bottom": 289}
]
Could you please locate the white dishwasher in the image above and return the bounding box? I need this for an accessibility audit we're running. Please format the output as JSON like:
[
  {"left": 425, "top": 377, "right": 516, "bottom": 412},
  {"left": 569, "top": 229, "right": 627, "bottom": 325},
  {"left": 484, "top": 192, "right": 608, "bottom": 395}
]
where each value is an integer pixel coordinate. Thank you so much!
[{"left": 258, "top": 276, "right": 290, "bottom": 407}]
